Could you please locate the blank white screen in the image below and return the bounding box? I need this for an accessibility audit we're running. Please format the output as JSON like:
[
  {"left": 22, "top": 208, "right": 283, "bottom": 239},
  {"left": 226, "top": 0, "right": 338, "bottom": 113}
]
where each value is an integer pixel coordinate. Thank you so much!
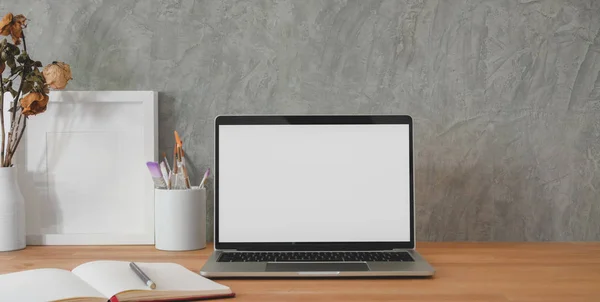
[{"left": 218, "top": 124, "right": 411, "bottom": 242}]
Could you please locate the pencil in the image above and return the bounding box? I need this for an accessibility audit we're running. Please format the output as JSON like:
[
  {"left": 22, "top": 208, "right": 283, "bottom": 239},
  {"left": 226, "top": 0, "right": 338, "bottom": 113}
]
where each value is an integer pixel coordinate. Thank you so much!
[{"left": 129, "top": 262, "right": 156, "bottom": 289}]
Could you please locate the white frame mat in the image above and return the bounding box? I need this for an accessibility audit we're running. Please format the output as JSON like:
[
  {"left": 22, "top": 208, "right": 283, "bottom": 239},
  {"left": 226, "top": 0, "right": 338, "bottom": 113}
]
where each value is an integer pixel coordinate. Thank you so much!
[{"left": 4, "top": 91, "right": 157, "bottom": 245}]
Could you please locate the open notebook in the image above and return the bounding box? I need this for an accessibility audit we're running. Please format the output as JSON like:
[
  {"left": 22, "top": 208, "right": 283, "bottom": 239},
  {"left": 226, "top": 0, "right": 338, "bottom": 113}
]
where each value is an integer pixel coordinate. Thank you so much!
[{"left": 0, "top": 261, "right": 234, "bottom": 302}]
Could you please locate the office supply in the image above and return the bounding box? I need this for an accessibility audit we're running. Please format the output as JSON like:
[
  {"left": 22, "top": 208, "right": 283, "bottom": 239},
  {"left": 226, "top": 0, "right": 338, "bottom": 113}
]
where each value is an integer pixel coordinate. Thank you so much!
[
  {"left": 146, "top": 162, "right": 168, "bottom": 189},
  {"left": 172, "top": 162, "right": 188, "bottom": 190},
  {"left": 181, "top": 156, "right": 191, "bottom": 189},
  {"left": 174, "top": 130, "right": 183, "bottom": 147},
  {"left": 167, "top": 171, "right": 172, "bottom": 190},
  {"left": 162, "top": 152, "right": 171, "bottom": 173},
  {"left": 172, "top": 143, "right": 179, "bottom": 179},
  {"left": 129, "top": 262, "right": 156, "bottom": 289},
  {"left": 155, "top": 187, "right": 207, "bottom": 251},
  {"left": 4, "top": 91, "right": 157, "bottom": 245},
  {"left": 165, "top": 131, "right": 192, "bottom": 190},
  {"left": 198, "top": 168, "right": 210, "bottom": 188},
  {"left": 201, "top": 115, "right": 434, "bottom": 277},
  {"left": 159, "top": 161, "right": 170, "bottom": 189},
  {"left": 0, "top": 260, "right": 233, "bottom": 302},
  {"left": 177, "top": 133, "right": 191, "bottom": 189}
]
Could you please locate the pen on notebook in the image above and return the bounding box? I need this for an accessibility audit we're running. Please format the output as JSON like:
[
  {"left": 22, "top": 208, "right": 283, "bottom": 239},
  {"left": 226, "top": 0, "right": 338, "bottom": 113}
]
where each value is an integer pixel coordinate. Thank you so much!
[
  {"left": 129, "top": 262, "right": 156, "bottom": 289},
  {"left": 199, "top": 168, "right": 210, "bottom": 188}
]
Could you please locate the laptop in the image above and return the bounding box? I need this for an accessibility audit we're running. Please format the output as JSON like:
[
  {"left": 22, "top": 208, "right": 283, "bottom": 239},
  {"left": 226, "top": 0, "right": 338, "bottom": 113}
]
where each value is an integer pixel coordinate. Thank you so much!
[{"left": 200, "top": 115, "right": 435, "bottom": 277}]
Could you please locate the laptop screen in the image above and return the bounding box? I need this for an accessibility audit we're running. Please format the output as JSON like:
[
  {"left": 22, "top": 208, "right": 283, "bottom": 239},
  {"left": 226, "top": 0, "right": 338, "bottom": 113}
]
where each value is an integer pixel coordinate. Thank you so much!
[{"left": 217, "top": 122, "right": 412, "bottom": 244}]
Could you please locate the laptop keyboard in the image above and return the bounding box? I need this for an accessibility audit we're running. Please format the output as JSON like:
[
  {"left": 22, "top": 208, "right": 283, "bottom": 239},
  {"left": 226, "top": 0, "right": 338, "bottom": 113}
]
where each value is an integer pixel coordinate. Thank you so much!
[{"left": 217, "top": 251, "right": 414, "bottom": 262}]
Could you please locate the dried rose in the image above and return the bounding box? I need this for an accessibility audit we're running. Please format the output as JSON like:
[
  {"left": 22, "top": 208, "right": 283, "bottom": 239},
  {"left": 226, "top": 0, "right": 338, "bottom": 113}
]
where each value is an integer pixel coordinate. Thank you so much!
[
  {"left": 0, "top": 13, "right": 12, "bottom": 36},
  {"left": 20, "top": 92, "right": 49, "bottom": 116},
  {"left": 0, "top": 13, "right": 27, "bottom": 45},
  {"left": 0, "top": 61, "right": 4, "bottom": 74},
  {"left": 42, "top": 61, "right": 72, "bottom": 89}
]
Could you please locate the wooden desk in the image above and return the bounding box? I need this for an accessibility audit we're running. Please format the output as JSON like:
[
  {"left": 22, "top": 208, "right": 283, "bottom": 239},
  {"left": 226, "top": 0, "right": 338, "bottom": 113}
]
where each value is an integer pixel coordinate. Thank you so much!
[{"left": 1, "top": 243, "right": 599, "bottom": 301}]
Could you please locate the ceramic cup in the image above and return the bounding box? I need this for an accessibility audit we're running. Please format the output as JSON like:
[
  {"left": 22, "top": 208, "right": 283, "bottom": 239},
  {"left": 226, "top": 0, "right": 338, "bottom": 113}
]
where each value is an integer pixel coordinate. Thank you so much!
[{"left": 154, "top": 187, "right": 207, "bottom": 251}]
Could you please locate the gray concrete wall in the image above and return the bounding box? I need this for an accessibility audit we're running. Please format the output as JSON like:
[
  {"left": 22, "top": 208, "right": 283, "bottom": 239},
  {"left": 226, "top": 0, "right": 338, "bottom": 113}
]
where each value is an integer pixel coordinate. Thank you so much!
[{"left": 2, "top": 0, "right": 599, "bottom": 241}]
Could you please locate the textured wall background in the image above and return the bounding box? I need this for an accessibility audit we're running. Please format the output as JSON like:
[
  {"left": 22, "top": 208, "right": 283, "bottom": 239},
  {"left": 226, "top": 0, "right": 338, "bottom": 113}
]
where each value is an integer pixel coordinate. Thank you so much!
[{"left": 2, "top": 0, "right": 599, "bottom": 241}]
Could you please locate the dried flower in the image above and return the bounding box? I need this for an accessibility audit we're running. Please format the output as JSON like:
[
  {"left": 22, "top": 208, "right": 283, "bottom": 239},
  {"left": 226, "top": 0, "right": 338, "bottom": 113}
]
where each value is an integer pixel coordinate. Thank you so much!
[
  {"left": 0, "top": 13, "right": 27, "bottom": 45},
  {"left": 42, "top": 61, "right": 72, "bottom": 89},
  {"left": 20, "top": 92, "right": 49, "bottom": 116},
  {"left": 0, "top": 12, "right": 72, "bottom": 167}
]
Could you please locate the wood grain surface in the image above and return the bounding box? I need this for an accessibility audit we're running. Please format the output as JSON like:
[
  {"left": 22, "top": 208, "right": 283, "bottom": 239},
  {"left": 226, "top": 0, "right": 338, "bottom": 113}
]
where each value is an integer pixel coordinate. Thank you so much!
[{"left": 1, "top": 243, "right": 599, "bottom": 301}]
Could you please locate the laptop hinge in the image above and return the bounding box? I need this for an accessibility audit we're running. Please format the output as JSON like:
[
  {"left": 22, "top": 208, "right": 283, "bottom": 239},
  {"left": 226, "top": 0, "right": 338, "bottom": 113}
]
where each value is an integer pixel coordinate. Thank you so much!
[{"left": 217, "top": 249, "right": 237, "bottom": 252}]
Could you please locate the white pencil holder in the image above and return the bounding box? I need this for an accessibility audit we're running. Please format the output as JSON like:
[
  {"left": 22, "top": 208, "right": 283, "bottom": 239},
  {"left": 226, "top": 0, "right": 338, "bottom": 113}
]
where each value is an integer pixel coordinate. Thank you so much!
[{"left": 155, "top": 187, "right": 207, "bottom": 251}]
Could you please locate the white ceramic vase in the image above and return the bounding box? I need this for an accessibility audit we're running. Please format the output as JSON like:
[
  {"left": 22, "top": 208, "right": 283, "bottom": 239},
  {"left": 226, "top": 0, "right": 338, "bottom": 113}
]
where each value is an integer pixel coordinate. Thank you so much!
[{"left": 0, "top": 167, "right": 26, "bottom": 252}]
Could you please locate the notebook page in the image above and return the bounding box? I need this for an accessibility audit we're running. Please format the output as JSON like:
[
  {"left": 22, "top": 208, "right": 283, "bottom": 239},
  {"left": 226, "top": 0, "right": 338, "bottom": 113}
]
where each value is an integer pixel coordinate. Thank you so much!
[
  {"left": 72, "top": 261, "right": 150, "bottom": 298},
  {"left": 72, "top": 261, "right": 230, "bottom": 298},
  {"left": 135, "top": 262, "right": 230, "bottom": 292},
  {"left": 0, "top": 268, "right": 105, "bottom": 301}
]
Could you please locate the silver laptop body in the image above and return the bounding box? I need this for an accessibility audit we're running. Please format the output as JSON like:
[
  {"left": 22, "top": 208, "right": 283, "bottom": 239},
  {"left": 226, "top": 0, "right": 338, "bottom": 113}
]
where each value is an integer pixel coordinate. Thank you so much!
[{"left": 200, "top": 115, "right": 435, "bottom": 277}]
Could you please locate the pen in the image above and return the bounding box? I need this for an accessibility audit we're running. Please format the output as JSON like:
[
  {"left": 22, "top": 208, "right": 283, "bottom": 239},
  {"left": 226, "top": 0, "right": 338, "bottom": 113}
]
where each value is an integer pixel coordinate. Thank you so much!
[
  {"left": 129, "top": 262, "right": 156, "bottom": 289},
  {"left": 199, "top": 168, "right": 210, "bottom": 188}
]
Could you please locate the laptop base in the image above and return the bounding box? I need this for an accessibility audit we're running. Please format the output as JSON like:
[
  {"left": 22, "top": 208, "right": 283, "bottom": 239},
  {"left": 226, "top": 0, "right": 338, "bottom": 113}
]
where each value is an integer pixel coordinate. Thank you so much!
[{"left": 200, "top": 250, "right": 435, "bottom": 278}]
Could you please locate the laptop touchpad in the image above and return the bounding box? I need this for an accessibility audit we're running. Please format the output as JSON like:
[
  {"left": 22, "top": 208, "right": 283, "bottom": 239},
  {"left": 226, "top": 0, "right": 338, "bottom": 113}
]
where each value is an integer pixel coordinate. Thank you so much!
[{"left": 266, "top": 263, "right": 369, "bottom": 272}]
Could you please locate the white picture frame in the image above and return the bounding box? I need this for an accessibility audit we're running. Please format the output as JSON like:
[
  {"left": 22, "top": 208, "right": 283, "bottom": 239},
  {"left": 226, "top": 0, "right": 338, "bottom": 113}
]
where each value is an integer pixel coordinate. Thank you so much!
[{"left": 4, "top": 91, "right": 157, "bottom": 245}]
